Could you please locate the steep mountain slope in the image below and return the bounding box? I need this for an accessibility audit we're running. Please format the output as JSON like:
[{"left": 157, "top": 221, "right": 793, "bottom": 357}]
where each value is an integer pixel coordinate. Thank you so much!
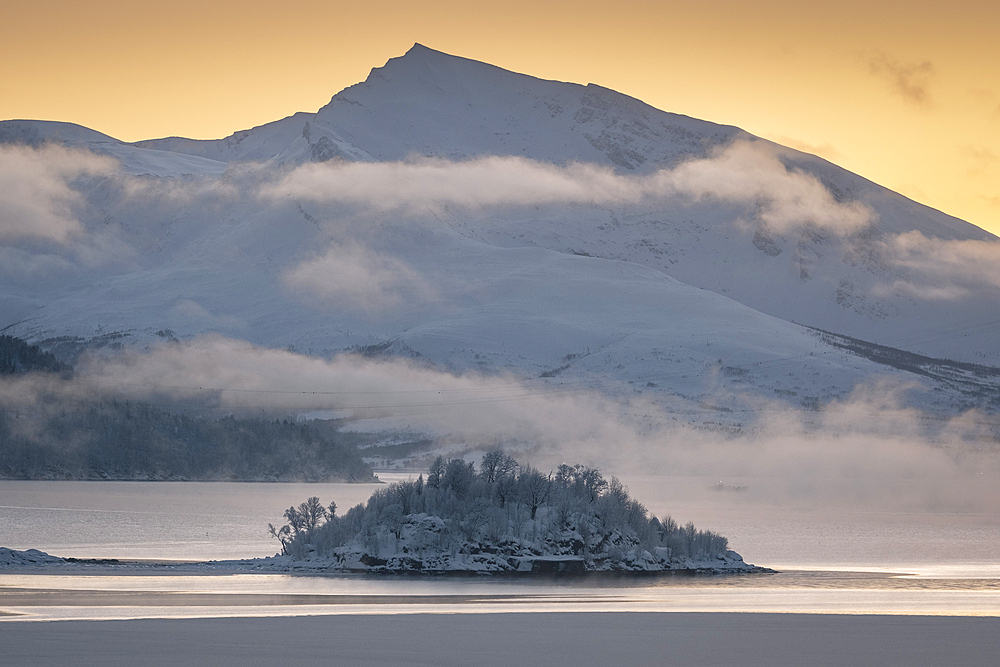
[
  {"left": 0, "top": 176, "right": 992, "bottom": 421},
  {"left": 137, "top": 43, "right": 740, "bottom": 168},
  {"left": 2, "top": 44, "right": 999, "bottom": 426},
  {"left": 14, "top": 44, "right": 993, "bottom": 364}
]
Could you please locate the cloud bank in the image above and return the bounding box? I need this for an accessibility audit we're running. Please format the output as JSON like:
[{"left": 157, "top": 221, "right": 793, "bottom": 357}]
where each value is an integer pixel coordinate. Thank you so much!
[
  {"left": 0, "top": 144, "right": 117, "bottom": 244},
  {"left": 262, "top": 141, "right": 875, "bottom": 235},
  {"left": 877, "top": 230, "right": 1000, "bottom": 300},
  {"left": 5, "top": 335, "right": 996, "bottom": 515}
]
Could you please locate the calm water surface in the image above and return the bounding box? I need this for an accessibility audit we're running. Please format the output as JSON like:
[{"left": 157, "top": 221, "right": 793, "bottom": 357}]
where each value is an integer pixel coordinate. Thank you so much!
[
  {"left": 0, "top": 479, "right": 386, "bottom": 560},
  {"left": 2, "top": 570, "right": 998, "bottom": 622},
  {"left": 1, "top": 475, "right": 998, "bottom": 621},
  {"left": 2, "top": 475, "right": 997, "bottom": 575}
]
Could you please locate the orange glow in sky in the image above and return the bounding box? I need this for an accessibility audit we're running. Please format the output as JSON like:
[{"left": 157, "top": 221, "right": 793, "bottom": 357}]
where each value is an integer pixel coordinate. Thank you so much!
[{"left": 3, "top": 1, "right": 998, "bottom": 234}]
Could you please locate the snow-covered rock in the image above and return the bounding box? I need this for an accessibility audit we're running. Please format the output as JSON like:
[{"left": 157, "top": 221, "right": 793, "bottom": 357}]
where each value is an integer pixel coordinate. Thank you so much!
[{"left": 0, "top": 547, "right": 65, "bottom": 567}]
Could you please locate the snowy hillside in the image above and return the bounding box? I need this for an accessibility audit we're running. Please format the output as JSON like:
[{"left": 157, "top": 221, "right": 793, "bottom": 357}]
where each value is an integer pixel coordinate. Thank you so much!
[
  {"left": 3, "top": 43, "right": 1000, "bottom": 443},
  {"left": 124, "top": 45, "right": 1000, "bottom": 365}
]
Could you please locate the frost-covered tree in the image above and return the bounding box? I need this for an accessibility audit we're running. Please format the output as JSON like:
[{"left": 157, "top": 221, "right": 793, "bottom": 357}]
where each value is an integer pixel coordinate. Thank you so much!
[
  {"left": 517, "top": 466, "right": 551, "bottom": 520},
  {"left": 300, "top": 497, "right": 329, "bottom": 532},
  {"left": 480, "top": 450, "right": 518, "bottom": 483},
  {"left": 273, "top": 453, "right": 735, "bottom": 570},
  {"left": 426, "top": 456, "right": 446, "bottom": 489}
]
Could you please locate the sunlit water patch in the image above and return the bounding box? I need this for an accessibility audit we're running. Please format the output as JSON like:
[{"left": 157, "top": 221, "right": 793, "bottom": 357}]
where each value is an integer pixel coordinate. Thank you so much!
[{"left": 1, "top": 570, "right": 998, "bottom": 622}]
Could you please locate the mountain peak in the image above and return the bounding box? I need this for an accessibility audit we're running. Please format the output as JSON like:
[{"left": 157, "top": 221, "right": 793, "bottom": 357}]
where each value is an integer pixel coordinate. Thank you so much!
[
  {"left": 404, "top": 42, "right": 444, "bottom": 58},
  {"left": 399, "top": 43, "right": 491, "bottom": 66},
  {"left": 366, "top": 43, "right": 510, "bottom": 86}
]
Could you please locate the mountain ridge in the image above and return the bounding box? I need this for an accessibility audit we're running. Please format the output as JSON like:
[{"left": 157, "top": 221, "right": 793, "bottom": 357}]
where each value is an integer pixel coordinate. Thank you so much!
[{"left": 2, "top": 44, "right": 999, "bottom": 430}]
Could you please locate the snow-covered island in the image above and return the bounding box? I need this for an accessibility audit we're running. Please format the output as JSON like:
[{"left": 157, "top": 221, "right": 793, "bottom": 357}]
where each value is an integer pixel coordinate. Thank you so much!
[{"left": 265, "top": 453, "right": 765, "bottom": 575}]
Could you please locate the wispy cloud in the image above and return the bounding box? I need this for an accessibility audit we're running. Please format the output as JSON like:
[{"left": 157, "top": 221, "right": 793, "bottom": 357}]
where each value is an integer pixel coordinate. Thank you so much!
[
  {"left": 665, "top": 142, "right": 873, "bottom": 234},
  {"left": 961, "top": 146, "right": 999, "bottom": 176},
  {"left": 282, "top": 241, "right": 438, "bottom": 313},
  {"left": 866, "top": 53, "right": 935, "bottom": 106},
  {"left": 875, "top": 230, "right": 1000, "bottom": 300},
  {"left": 767, "top": 135, "right": 842, "bottom": 161},
  {"left": 170, "top": 298, "right": 246, "bottom": 330},
  {"left": 970, "top": 89, "right": 1000, "bottom": 122},
  {"left": 0, "top": 140, "right": 876, "bottom": 289},
  {"left": 0, "top": 143, "right": 244, "bottom": 282},
  {"left": 4, "top": 335, "right": 995, "bottom": 515}
]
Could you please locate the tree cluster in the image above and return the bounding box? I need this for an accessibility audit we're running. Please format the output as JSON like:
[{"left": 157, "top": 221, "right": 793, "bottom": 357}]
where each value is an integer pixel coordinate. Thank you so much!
[
  {"left": 0, "top": 400, "right": 375, "bottom": 482},
  {"left": 269, "top": 496, "right": 339, "bottom": 554},
  {"left": 0, "top": 336, "right": 375, "bottom": 481},
  {"left": 273, "top": 451, "right": 731, "bottom": 569},
  {"left": 0, "top": 335, "right": 70, "bottom": 376}
]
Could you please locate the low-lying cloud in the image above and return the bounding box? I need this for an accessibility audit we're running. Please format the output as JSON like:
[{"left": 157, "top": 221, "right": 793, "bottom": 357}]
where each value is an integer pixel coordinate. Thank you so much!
[
  {"left": 262, "top": 141, "right": 874, "bottom": 235},
  {"left": 0, "top": 144, "right": 117, "bottom": 244},
  {"left": 282, "top": 241, "right": 437, "bottom": 313},
  {"left": 876, "top": 230, "right": 1000, "bottom": 300},
  {"left": 0, "top": 139, "right": 878, "bottom": 296},
  {"left": 6, "top": 335, "right": 997, "bottom": 516},
  {"left": 667, "top": 142, "right": 872, "bottom": 233}
]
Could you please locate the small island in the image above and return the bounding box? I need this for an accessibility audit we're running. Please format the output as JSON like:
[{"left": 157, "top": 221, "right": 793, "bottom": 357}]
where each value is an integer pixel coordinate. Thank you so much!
[{"left": 267, "top": 453, "right": 764, "bottom": 575}]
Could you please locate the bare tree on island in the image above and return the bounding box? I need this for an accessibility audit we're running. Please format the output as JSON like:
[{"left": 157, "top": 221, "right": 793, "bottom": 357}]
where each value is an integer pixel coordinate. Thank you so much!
[
  {"left": 269, "top": 496, "right": 330, "bottom": 555},
  {"left": 518, "top": 466, "right": 551, "bottom": 520}
]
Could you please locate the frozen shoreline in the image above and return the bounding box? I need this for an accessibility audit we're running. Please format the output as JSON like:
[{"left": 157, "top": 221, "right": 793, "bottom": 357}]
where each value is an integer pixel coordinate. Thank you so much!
[
  {"left": 0, "top": 547, "right": 769, "bottom": 577},
  {"left": 4, "top": 612, "right": 1000, "bottom": 667}
]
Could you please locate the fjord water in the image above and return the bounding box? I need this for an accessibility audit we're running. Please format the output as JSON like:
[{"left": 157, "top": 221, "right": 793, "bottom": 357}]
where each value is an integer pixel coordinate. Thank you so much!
[
  {"left": 2, "top": 476, "right": 999, "bottom": 622},
  {"left": 2, "top": 476, "right": 997, "bottom": 576},
  {"left": 0, "top": 479, "right": 386, "bottom": 560}
]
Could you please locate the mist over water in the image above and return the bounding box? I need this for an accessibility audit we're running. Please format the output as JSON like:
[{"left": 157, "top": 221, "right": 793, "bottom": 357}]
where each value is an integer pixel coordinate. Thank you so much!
[{"left": 5, "top": 335, "right": 1000, "bottom": 522}]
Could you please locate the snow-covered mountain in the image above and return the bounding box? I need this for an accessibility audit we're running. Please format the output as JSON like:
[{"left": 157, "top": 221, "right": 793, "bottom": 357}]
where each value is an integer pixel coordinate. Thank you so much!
[{"left": 3, "top": 44, "right": 1000, "bottom": 428}]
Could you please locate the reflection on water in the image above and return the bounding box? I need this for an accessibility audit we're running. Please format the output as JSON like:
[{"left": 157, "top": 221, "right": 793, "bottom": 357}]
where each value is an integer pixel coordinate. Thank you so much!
[{"left": 3, "top": 570, "right": 1000, "bottom": 594}]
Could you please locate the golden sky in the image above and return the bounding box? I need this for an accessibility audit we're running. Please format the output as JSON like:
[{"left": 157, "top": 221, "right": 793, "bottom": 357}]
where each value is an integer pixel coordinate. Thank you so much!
[{"left": 3, "top": 1, "right": 998, "bottom": 234}]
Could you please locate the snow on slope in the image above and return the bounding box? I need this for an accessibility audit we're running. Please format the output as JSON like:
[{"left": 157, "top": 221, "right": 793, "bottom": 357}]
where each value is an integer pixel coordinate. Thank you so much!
[
  {"left": 0, "top": 120, "right": 227, "bottom": 177},
  {"left": 1, "top": 177, "right": 985, "bottom": 425},
  {"left": 101, "top": 45, "right": 1000, "bottom": 364},
  {"left": 137, "top": 43, "right": 739, "bottom": 170},
  {"left": 3, "top": 44, "right": 1000, "bottom": 427}
]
